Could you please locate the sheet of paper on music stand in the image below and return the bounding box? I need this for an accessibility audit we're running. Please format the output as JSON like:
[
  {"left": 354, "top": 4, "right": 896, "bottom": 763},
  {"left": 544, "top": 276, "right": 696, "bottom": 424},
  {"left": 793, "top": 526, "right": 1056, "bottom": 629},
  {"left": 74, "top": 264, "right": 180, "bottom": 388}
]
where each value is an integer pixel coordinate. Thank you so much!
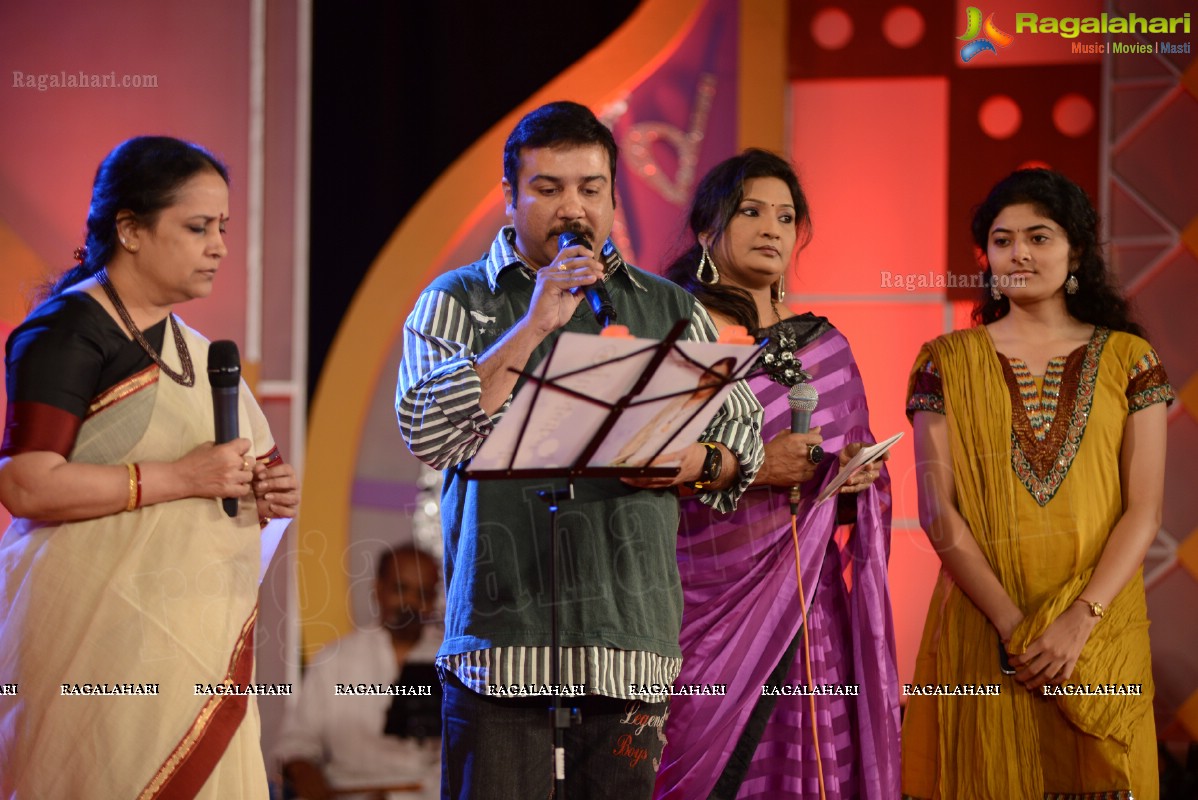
[
  {"left": 814, "top": 431, "right": 904, "bottom": 505},
  {"left": 470, "top": 331, "right": 759, "bottom": 471},
  {"left": 587, "top": 342, "right": 751, "bottom": 467}
]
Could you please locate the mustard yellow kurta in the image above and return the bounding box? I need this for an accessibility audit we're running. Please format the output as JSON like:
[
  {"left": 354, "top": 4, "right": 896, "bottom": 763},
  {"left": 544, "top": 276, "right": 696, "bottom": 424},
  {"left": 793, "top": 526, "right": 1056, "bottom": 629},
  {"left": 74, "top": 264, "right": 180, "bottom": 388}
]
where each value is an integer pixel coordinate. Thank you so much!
[{"left": 900, "top": 326, "right": 1171, "bottom": 800}]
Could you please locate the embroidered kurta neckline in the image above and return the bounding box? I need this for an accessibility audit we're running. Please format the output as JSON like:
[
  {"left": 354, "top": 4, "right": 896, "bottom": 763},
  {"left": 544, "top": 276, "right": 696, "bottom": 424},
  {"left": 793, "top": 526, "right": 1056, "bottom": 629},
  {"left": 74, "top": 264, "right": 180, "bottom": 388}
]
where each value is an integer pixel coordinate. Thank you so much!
[{"left": 995, "top": 327, "right": 1109, "bottom": 506}]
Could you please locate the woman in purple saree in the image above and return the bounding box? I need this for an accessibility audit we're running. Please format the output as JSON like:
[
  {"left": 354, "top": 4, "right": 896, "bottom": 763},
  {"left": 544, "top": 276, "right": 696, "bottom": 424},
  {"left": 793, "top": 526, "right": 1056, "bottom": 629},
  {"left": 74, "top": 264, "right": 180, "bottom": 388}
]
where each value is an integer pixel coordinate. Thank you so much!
[{"left": 657, "top": 150, "right": 901, "bottom": 799}]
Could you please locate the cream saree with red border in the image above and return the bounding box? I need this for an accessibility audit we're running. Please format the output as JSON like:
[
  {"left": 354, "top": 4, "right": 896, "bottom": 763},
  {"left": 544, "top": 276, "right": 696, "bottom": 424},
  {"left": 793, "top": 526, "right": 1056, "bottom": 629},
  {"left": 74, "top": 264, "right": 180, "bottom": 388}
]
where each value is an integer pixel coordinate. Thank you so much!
[{"left": 0, "top": 321, "right": 279, "bottom": 799}]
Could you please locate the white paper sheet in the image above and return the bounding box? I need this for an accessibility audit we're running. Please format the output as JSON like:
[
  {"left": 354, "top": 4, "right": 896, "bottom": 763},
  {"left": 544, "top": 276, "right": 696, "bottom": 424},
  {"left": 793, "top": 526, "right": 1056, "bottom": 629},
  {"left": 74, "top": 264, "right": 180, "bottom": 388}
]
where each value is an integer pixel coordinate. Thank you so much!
[{"left": 815, "top": 431, "right": 904, "bottom": 505}]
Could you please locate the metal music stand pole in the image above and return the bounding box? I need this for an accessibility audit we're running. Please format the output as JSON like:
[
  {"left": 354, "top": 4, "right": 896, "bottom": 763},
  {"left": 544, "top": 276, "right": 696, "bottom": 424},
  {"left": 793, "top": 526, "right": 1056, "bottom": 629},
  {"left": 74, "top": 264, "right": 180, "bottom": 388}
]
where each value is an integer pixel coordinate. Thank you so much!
[{"left": 538, "top": 483, "right": 577, "bottom": 800}]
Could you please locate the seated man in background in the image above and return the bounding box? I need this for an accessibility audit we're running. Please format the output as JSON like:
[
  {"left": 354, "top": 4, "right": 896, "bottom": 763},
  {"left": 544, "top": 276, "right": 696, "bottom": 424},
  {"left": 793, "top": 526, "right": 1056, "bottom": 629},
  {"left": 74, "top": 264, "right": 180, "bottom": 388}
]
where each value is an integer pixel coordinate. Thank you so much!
[{"left": 276, "top": 545, "right": 443, "bottom": 800}]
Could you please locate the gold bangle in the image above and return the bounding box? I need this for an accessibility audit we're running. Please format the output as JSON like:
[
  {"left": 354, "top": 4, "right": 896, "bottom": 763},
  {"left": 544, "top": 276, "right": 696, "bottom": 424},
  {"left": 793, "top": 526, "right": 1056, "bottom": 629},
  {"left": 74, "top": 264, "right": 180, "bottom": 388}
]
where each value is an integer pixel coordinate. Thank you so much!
[{"left": 124, "top": 463, "right": 138, "bottom": 512}]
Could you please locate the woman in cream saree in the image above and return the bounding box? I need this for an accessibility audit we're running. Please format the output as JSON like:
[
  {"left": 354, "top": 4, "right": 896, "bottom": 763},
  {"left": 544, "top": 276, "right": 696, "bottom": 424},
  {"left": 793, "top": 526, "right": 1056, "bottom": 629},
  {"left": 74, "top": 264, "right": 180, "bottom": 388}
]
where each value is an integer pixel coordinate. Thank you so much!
[
  {"left": 0, "top": 136, "right": 298, "bottom": 798},
  {"left": 1, "top": 325, "right": 280, "bottom": 798}
]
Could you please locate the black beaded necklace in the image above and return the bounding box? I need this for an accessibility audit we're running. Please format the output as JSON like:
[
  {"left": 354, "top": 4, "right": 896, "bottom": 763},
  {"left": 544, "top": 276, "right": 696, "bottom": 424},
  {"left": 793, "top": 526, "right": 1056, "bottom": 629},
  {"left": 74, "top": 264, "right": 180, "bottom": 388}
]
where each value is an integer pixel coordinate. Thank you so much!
[{"left": 97, "top": 269, "right": 195, "bottom": 387}]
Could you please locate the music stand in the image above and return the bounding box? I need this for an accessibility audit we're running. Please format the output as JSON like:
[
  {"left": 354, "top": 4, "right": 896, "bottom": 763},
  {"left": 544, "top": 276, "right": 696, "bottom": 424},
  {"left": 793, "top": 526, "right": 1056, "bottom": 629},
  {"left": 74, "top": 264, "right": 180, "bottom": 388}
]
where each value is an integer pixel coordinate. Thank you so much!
[{"left": 465, "top": 319, "right": 764, "bottom": 798}]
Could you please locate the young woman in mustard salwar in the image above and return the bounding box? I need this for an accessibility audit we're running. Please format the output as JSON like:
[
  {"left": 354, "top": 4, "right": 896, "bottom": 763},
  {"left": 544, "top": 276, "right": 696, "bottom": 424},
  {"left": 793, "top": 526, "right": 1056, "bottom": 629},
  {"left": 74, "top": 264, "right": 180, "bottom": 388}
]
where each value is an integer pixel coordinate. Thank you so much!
[{"left": 901, "top": 169, "right": 1170, "bottom": 800}]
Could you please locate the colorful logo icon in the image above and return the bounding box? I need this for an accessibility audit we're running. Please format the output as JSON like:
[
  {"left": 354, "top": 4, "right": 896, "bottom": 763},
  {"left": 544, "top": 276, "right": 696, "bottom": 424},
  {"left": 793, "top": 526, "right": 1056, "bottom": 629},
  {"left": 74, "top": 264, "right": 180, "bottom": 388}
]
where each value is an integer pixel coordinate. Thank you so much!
[{"left": 957, "top": 7, "right": 1014, "bottom": 61}]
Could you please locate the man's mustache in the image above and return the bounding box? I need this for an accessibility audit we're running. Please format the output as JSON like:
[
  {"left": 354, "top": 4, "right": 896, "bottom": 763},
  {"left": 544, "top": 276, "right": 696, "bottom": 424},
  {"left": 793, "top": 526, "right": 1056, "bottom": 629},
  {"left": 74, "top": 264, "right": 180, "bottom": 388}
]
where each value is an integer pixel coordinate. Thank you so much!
[{"left": 548, "top": 223, "right": 594, "bottom": 242}]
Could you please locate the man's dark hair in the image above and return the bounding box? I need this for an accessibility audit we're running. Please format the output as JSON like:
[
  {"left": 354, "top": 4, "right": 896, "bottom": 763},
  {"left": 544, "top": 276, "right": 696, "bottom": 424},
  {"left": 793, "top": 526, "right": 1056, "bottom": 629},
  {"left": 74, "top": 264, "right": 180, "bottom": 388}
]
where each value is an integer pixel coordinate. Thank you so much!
[{"left": 503, "top": 100, "right": 618, "bottom": 202}]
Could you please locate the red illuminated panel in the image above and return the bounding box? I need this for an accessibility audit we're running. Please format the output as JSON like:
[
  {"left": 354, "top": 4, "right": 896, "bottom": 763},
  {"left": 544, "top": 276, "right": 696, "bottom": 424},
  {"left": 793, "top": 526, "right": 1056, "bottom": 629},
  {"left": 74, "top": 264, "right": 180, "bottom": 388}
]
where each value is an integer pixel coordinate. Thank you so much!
[
  {"left": 790, "top": 0, "right": 954, "bottom": 78},
  {"left": 791, "top": 78, "right": 949, "bottom": 298},
  {"left": 0, "top": 0, "right": 251, "bottom": 343},
  {"left": 790, "top": 67, "right": 954, "bottom": 680}
]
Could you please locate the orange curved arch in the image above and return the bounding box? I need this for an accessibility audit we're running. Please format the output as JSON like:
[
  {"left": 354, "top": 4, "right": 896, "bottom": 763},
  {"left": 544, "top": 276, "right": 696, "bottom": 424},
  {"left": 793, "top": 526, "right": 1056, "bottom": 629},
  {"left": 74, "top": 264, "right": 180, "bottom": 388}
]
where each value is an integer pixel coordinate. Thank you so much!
[
  {"left": 299, "top": 0, "right": 706, "bottom": 656},
  {"left": 0, "top": 218, "right": 48, "bottom": 323}
]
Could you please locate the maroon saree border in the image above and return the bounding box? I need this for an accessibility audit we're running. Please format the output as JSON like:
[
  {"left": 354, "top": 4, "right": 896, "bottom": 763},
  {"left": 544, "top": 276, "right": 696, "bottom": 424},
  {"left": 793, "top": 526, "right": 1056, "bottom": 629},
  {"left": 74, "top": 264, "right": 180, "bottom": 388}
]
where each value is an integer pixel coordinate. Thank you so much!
[{"left": 137, "top": 607, "right": 258, "bottom": 800}]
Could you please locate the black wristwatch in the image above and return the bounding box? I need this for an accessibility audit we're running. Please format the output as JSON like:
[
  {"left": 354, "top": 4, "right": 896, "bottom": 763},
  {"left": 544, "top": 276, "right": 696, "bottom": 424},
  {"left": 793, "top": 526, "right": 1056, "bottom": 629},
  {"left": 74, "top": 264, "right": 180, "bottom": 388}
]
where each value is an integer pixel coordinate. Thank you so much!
[{"left": 688, "top": 442, "right": 723, "bottom": 491}]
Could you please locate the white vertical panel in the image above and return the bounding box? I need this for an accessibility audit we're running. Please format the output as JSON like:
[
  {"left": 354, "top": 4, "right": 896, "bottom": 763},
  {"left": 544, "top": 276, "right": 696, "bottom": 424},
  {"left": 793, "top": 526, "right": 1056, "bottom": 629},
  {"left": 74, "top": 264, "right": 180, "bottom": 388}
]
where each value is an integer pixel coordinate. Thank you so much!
[{"left": 247, "top": 0, "right": 266, "bottom": 361}]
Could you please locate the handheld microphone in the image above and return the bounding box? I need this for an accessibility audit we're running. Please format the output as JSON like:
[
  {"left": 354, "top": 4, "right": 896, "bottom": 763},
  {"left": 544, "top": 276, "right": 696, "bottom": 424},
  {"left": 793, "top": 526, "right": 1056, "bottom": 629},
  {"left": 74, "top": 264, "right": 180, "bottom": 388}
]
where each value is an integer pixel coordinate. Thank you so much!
[
  {"left": 788, "top": 383, "right": 818, "bottom": 435},
  {"left": 208, "top": 340, "right": 242, "bottom": 518},
  {"left": 557, "top": 231, "right": 617, "bottom": 327},
  {"left": 787, "top": 383, "right": 821, "bottom": 512}
]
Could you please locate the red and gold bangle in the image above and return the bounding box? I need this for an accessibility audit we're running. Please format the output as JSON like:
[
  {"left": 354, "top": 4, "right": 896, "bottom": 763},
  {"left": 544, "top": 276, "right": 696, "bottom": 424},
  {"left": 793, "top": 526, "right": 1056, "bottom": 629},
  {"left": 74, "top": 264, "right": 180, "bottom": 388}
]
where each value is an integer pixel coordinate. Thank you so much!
[{"left": 125, "top": 463, "right": 143, "bottom": 512}]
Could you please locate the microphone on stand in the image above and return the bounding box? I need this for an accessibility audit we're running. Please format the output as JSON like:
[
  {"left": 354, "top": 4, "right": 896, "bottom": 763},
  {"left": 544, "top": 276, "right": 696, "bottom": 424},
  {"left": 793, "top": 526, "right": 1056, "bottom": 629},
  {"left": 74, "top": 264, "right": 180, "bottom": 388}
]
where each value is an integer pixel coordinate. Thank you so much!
[
  {"left": 557, "top": 231, "right": 616, "bottom": 328},
  {"left": 787, "top": 383, "right": 820, "bottom": 514},
  {"left": 208, "top": 340, "right": 242, "bottom": 518}
]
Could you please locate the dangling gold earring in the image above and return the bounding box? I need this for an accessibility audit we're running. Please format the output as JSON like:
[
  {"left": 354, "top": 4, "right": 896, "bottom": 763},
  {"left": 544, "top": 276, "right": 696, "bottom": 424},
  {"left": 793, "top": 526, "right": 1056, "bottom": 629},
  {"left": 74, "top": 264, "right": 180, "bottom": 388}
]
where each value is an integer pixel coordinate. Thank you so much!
[
  {"left": 990, "top": 274, "right": 1002, "bottom": 301},
  {"left": 1065, "top": 273, "right": 1079, "bottom": 295},
  {"left": 774, "top": 272, "right": 786, "bottom": 301},
  {"left": 697, "top": 245, "right": 719, "bottom": 285}
]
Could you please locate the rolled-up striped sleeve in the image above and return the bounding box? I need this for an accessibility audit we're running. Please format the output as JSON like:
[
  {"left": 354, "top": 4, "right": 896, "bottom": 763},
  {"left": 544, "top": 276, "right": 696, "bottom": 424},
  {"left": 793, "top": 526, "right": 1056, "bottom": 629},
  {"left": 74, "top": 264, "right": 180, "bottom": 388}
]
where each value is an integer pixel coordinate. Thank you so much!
[
  {"left": 685, "top": 303, "right": 764, "bottom": 513},
  {"left": 396, "top": 289, "right": 508, "bottom": 470}
]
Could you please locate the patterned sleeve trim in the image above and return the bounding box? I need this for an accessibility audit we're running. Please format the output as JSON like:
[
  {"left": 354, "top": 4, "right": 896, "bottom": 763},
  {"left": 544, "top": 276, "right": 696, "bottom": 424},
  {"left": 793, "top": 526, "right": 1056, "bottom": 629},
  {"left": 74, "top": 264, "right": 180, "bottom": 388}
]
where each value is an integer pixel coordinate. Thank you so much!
[
  {"left": 906, "top": 356, "right": 945, "bottom": 419},
  {"left": 1126, "top": 350, "right": 1174, "bottom": 413}
]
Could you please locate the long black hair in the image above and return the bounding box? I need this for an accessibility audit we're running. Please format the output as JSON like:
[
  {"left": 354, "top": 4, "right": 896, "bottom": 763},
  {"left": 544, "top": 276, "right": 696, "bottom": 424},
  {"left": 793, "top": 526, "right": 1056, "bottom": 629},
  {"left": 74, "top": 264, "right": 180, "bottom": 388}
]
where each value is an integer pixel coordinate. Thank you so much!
[
  {"left": 970, "top": 168, "right": 1143, "bottom": 336},
  {"left": 663, "top": 148, "right": 811, "bottom": 333},
  {"left": 46, "top": 136, "right": 228, "bottom": 298}
]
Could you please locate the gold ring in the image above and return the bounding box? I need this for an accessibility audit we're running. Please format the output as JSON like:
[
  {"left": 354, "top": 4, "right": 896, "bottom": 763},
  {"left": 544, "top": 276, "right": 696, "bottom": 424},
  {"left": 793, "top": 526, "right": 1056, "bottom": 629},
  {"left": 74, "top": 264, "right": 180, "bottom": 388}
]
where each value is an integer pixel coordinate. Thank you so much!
[{"left": 243, "top": 458, "right": 252, "bottom": 471}]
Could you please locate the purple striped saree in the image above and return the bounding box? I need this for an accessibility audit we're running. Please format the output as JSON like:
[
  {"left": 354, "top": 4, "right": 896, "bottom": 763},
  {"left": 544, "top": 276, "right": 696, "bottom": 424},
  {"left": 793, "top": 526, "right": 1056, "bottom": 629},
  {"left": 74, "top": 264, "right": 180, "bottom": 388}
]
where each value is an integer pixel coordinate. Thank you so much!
[{"left": 655, "top": 321, "right": 900, "bottom": 799}]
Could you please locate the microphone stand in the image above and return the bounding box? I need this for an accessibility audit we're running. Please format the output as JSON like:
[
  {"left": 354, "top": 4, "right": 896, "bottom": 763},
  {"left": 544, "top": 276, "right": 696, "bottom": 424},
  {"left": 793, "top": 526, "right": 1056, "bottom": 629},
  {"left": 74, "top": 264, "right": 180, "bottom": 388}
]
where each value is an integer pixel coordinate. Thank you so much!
[{"left": 538, "top": 484, "right": 578, "bottom": 799}]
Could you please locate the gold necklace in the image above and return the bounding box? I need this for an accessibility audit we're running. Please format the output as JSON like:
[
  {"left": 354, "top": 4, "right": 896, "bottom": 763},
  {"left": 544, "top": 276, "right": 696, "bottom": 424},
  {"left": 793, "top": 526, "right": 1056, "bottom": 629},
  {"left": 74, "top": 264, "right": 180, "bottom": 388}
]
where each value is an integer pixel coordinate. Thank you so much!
[{"left": 97, "top": 269, "right": 195, "bottom": 387}]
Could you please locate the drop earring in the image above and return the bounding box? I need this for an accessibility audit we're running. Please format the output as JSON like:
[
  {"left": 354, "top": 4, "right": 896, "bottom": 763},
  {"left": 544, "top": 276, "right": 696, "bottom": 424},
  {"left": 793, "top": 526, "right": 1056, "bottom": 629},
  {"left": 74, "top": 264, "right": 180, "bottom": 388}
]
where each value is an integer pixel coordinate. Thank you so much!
[{"left": 696, "top": 245, "right": 719, "bottom": 285}]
